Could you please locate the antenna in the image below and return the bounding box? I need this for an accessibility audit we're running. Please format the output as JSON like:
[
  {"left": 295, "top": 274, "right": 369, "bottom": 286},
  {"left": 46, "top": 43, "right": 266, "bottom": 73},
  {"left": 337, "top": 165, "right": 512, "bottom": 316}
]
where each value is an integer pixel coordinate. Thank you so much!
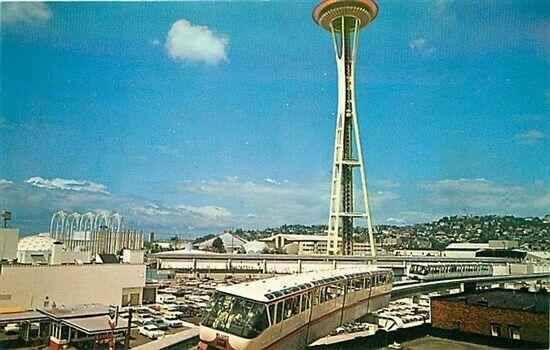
[{"left": 2, "top": 211, "right": 12, "bottom": 228}]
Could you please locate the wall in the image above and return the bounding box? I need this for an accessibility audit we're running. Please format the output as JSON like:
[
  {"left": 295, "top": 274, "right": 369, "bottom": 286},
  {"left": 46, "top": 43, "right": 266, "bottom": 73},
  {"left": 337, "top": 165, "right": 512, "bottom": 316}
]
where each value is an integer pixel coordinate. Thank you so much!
[
  {"left": 431, "top": 299, "right": 548, "bottom": 344},
  {"left": 0, "top": 228, "right": 19, "bottom": 261},
  {"left": 0, "top": 263, "right": 146, "bottom": 309}
]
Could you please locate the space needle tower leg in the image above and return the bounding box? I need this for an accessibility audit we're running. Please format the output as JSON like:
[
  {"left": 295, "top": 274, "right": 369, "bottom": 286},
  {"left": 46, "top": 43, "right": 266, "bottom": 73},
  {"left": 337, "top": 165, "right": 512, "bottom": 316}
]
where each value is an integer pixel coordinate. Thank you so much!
[{"left": 313, "top": 0, "right": 379, "bottom": 257}]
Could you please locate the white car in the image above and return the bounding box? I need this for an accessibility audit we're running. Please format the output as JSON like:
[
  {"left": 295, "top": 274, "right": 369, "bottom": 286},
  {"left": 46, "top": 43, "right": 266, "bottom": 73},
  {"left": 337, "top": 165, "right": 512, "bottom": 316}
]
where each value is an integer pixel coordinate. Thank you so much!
[
  {"left": 163, "top": 316, "right": 183, "bottom": 328},
  {"left": 4, "top": 323, "right": 19, "bottom": 335},
  {"left": 134, "top": 314, "right": 155, "bottom": 325},
  {"left": 138, "top": 325, "right": 164, "bottom": 340}
]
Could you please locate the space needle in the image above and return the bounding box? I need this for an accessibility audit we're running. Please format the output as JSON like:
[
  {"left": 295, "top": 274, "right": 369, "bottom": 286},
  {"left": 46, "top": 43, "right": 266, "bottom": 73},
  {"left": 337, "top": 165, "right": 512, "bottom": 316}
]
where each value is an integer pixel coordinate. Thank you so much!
[{"left": 313, "top": 0, "right": 379, "bottom": 256}]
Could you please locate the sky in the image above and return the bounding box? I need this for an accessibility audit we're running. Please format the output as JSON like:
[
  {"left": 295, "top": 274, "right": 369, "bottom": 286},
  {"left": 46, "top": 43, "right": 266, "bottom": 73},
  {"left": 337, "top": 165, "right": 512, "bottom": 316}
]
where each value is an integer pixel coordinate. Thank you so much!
[{"left": 0, "top": 1, "right": 548, "bottom": 238}]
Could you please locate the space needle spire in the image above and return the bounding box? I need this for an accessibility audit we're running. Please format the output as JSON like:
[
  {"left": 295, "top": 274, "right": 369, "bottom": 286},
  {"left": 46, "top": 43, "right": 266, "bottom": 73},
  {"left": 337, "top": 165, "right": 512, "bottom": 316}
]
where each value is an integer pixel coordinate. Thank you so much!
[{"left": 313, "top": 0, "right": 379, "bottom": 256}]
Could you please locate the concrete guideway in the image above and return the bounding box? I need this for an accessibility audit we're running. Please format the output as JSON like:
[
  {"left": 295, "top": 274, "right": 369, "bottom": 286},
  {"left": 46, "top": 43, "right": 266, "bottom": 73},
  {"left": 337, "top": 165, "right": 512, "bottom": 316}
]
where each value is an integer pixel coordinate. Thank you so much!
[
  {"left": 391, "top": 272, "right": 550, "bottom": 300},
  {"left": 152, "top": 252, "right": 513, "bottom": 263}
]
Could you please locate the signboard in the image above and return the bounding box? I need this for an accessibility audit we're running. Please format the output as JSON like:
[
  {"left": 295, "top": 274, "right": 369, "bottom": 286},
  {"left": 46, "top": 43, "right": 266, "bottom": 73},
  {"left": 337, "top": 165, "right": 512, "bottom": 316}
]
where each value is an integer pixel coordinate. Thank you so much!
[{"left": 108, "top": 305, "right": 119, "bottom": 328}]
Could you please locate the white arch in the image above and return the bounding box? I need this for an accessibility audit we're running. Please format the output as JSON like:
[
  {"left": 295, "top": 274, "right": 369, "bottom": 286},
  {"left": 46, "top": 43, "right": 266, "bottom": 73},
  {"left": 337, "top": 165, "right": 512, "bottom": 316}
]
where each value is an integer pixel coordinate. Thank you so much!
[
  {"left": 94, "top": 211, "right": 110, "bottom": 230},
  {"left": 109, "top": 213, "right": 124, "bottom": 234},
  {"left": 50, "top": 211, "right": 66, "bottom": 239},
  {"left": 79, "top": 212, "right": 95, "bottom": 232},
  {"left": 65, "top": 212, "right": 81, "bottom": 247}
]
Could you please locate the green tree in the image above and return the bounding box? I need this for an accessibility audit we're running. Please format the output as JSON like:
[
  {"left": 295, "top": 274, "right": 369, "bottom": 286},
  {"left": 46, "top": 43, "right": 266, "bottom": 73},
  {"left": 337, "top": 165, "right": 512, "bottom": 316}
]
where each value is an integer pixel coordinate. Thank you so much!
[{"left": 212, "top": 237, "right": 226, "bottom": 253}]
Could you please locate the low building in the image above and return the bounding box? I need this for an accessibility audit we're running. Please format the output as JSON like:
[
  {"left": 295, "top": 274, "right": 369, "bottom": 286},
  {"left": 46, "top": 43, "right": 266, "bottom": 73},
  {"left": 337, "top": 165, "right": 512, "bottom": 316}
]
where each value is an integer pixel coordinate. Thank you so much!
[
  {"left": 261, "top": 234, "right": 371, "bottom": 256},
  {"left": 0, "top": 228, "right": 19, "bottom": 262},
  {"left": 488, "top": 240, "right": 518, "bottom": 249},
  {"left": 242, "top": 240, "right": 268, "bottom": 254},
  {"left": 0, "top": 262, "right": 146, "bottom": 310},
  {"left": 444, "top": 242, "right": 490, "bottom": 258},
  {"left": 17, "top": 234, "right": 91, "bottom": 265},
  {"left": 196, "top": 231, "right": 248, "bottom": 252},
  {"left": 0, "top": 303, "right": 130, "bottom": 350},
  {"left": 431, "top": 288, "right": 549, "bottom": 347}
]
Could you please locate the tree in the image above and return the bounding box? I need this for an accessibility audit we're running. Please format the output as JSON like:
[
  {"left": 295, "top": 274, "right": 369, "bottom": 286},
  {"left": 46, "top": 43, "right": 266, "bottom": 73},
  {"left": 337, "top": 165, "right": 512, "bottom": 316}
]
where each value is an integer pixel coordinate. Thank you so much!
[{"left": 212, "top": 237, "right": 226, "bottom": 253}]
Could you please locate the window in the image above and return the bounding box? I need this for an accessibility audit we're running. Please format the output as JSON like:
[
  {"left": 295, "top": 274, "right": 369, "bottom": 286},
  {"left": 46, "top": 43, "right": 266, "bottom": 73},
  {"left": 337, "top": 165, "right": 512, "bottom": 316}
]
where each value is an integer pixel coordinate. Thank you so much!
[
  {"left": 364, "top": 276, "right": 371, "bottom": 289},
  {"left": 201, "top": 293, "right": 270, "bottom": 339},
  {"left": 490, "top": 323, "right": 502, "bottom": 337},
  {"left": 452, "top": 320, "right": 461, "bottom": 330},
  {"left": 301, "top": 292, "right": 311, "bottom": 312},
  {"left": 283, "top": 297, "right": 300, "bottom": 319},
  {"left": 276, "top": 302, "right": 283, "bottom": 323},
  {"left": 312, "top": 289, "right": 319, "bottom": 306},
  {"left": 508, "top": 325, "right": 520, "bottom": 340},
  {"left": 268, "top": 304, "right": 275, "bottom": 325}
]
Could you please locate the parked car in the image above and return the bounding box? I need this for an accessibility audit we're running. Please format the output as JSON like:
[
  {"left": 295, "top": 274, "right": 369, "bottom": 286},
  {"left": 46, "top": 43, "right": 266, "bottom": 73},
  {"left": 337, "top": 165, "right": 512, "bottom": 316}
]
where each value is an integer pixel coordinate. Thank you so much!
[
  {"left": 134, "top": 314, "right": 154, "bottom": 325},
  {"left": 138, "top": 325, "right": 164, "bottom": 340},
  {"left": 163, "top": 316, "right": 183, "bottom": 328},
  {"left": 147, "top": 319, "right": 170, "bottom": 331},
  {"left": 4, "top": 323, "right": 19, "bottom": 335}
]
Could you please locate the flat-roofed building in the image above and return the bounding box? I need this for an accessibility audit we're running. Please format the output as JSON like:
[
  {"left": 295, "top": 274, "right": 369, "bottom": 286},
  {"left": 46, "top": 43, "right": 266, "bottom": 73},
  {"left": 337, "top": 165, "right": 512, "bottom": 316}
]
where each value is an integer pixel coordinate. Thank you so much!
[
  {"left": 0, "top": 263, "right": 146, "bottom": 310},
  {"left": 261, "top": 234, "right": 371, "bottom": 256},
  {"left": 431, "top": 288, "right": 549, "bottom": 347}
]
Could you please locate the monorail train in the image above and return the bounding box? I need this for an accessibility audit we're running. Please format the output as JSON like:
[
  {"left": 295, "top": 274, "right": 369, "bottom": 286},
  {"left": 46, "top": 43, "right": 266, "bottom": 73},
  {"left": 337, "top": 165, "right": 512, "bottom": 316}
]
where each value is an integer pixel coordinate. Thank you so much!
[
  {"left": 408, "top": 262, "right": 493, "bottom": 281},
  {"left": 198, "top": 266, "right": 393, "bottom": 350}
]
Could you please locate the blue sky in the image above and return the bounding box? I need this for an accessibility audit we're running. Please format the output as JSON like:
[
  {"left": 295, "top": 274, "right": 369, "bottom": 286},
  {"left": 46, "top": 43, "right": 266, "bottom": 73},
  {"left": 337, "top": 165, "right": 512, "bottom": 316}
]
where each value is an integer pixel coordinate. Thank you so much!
[{"left": 1, "top": 1, "right": 548, "bottom": 237}]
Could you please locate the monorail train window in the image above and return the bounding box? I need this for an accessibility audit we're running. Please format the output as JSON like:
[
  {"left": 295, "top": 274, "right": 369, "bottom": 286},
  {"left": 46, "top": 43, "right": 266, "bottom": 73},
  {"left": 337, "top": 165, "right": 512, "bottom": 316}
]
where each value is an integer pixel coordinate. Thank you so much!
[
  {"left": 201, "top": 293, "right": 270, "bottom": 339},
  {"left": 283, "top": 296, "right": 300, "bottom": 319},
  {"left": 268, "top": 304, "right": 275, "bottom": 325},
  {"left": 351, "top": 278, "right": 363, "bottom": 291},
  {"left": 320, "top": 286, "right": 328, "bottom": 303},
  {"left": 364, "top": 276, "right": 371, "bottom": 288},
  {"left": 301, "top": 292, "right": 311, "bottom": 312},
  {"left": 312, "top": 288, "right": 319, "bottom": 306},
  {"left": 276, "top": 301, "right": 283, "bottom": 323}
]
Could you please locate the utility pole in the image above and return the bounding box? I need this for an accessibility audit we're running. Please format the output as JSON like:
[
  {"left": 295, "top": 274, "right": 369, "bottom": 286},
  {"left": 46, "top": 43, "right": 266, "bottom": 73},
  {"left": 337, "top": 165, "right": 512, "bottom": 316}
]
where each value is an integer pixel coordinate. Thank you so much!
[{"left": 124, "top": 308, "right": 133, "bottom": 349}]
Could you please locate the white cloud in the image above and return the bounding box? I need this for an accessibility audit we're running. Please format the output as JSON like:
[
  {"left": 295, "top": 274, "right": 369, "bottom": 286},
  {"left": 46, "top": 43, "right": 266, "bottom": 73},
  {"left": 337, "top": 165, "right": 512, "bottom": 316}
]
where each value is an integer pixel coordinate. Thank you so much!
[
  {"left": 428, "top": 0, "right": 457, "bottom": 24},
  {"left": 408, "top": 38, "right": 437, "bottom": 57},
  {"left": 518, "top": 114, "right": 543, "bottom": 122},
  {"left": 264, "top": 178, "right": 282, "bottom": 185},
  {"left": 151, "top": 39, "right": 161, "bottom": 46},
  {"left": 25, "top": 177, "right": 108, "bottom": 193},
  {"left": 515, "top": 129, "right": 544, "bottom": 146},
  {"left": 386, "top": 217, "right": 407, "bottom": 224},
  {"left": 0, "top": 179, "right": 13, "bottom": 186},
  {"left": 2, "top": 2, "right": 52, "bottom": 26},
  {"left": 165, "top": 19, "right": 228, "bottom": 65},
  {"left": 420, "top": 178, "right": 549, "bottom": 213},
  {"left": 175, "top": 205, "right": 234, "bottom": 219}
]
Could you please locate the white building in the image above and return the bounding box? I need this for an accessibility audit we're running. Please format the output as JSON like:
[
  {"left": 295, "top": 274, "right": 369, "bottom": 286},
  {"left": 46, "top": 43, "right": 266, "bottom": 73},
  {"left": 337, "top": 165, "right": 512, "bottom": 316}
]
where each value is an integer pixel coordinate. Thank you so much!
[
  {"left": 0, "top": 263, "right": 146, "bottom": 310},
  {"left": 261, "top": 234, "right": 372, "bottom": 256},
  {"left": 17, "top": 234, "right": 91, "bottom": 264},
  {"left": 0, "top": 228, "right": 19, "bottom": 261},
  {"left": 444, "top": 242, "right": 490, "bottom": 258},
  {"left": 197, "top": 231, "right": 248, "bottom": 252}
]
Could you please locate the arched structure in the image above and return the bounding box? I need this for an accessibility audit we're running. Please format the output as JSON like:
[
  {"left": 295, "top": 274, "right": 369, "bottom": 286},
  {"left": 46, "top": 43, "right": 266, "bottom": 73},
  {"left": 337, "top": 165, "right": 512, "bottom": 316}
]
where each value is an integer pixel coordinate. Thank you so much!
[
  {"left": 50, "top": 211, "right": 67, "bottom": 240},
  {"left": 48, "top": 211, "right": 141, "bottom": 255}
]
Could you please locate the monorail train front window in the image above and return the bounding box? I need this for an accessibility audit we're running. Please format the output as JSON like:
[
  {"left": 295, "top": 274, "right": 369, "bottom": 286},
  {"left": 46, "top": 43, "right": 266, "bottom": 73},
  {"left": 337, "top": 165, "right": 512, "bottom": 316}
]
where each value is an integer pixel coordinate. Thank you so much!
[{"left": 202, "top": 293, "right": 269, "bottom": 339}]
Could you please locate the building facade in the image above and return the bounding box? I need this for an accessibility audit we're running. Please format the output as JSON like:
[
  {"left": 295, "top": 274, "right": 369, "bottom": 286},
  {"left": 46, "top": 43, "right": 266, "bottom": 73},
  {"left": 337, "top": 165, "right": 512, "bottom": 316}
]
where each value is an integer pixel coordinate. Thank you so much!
[
  {"left": 0, "top": 228, "right": 19, "bottom": 262},
  {"left": 0, "top": 263, "right": 146, "bottom": 311},
  {"left": 431, "top": 289, "right": 549, "bottom": 347},
  {"left": 261, "top": 234, "right": 371, "bottom": 256}
]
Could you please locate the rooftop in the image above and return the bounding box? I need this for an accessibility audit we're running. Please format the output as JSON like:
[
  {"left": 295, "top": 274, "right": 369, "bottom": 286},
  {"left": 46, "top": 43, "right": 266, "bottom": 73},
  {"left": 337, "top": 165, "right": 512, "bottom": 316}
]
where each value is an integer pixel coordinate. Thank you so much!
[
  {"left": 63, "top": 314, "right": 129, "bottom": 334},
  {"left": 433, "top": 288, "right": 549, "bottom": 314},
  {"left": 37, "top": 303, "right": 109, "bottom": 320},
  {"left": 217, "top": 266, "right": 388, "bottom": 303},
  {"left": 261, "top": 234, "right": 334, "bottom": 242},
  {"left": 445, "top": 243, "right": 490, "bottom": 251}
]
